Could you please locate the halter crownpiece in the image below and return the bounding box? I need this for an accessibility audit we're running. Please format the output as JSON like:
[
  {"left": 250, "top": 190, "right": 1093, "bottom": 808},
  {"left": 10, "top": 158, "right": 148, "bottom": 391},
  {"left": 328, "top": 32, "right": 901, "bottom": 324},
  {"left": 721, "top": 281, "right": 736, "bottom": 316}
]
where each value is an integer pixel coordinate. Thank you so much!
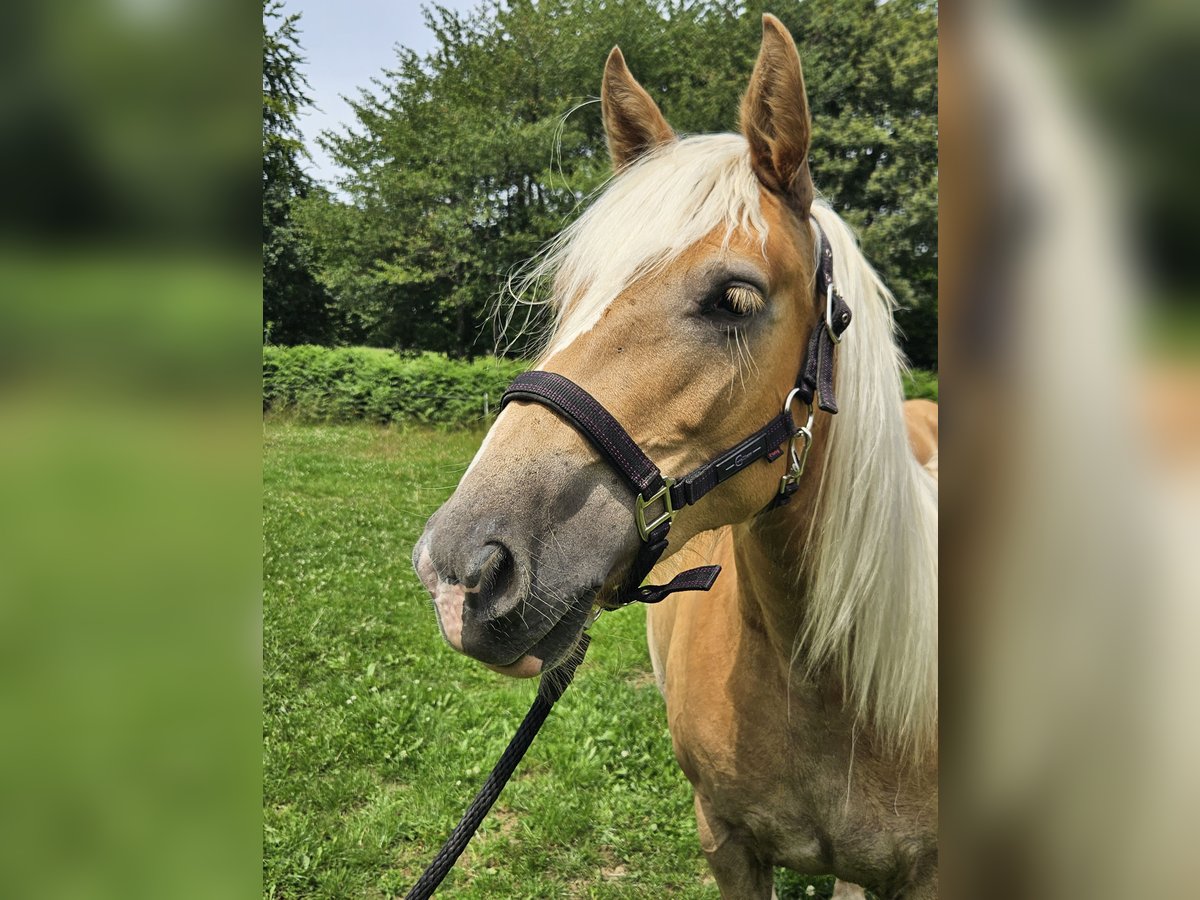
[
  {"left": 798, "top": 227, "right": 853, "bottom": 414},
  {"left": 500, "top": 223, "right": 851, "bottom": 609}
]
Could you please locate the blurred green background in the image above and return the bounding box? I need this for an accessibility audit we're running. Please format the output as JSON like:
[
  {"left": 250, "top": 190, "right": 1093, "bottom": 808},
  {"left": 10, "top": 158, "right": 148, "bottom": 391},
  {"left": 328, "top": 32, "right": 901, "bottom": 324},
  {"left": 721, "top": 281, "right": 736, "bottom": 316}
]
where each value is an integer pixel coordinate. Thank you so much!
[{"left": 0, "top": 1, "right": 260, "bottom": 897}]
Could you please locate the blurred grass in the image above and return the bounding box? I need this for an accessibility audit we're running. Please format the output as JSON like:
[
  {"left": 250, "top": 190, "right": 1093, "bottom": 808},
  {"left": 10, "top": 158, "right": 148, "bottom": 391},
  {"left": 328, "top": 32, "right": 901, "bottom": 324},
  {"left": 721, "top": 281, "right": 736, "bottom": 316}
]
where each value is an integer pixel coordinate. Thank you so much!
[
  {"left": 0, "top": 249, "right": 261, "bottom": 900},
  {"left": 263, "top": 421, "right": 851, "bottom": 899}
]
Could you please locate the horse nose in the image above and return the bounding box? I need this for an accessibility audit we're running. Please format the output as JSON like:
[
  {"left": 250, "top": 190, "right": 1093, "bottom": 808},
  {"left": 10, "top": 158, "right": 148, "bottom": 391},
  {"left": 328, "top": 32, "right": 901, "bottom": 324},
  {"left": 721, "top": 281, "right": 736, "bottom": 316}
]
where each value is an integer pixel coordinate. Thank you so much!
[
  {"left": 462, "top": 541, "right": 512, "bottom": 593},
  {"left": 429, "top": 521, "right": 526, "bottom": 619}
]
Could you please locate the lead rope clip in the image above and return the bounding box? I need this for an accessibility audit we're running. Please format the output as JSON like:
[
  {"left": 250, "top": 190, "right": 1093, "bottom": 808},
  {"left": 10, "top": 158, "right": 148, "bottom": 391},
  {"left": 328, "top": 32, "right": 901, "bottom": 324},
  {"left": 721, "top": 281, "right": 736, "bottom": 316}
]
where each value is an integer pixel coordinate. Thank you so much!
[{"left": 779, "top": 388, "right": 815, "bottom": 497}]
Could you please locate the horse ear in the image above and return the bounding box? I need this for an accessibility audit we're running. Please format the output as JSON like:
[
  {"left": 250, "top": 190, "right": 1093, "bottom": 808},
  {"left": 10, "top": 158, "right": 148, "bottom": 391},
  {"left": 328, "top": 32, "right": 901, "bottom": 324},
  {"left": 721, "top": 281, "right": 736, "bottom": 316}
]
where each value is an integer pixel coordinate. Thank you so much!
[
  {"left": 601, "top": 46, "right": 675, "bottom": 171},
  {"left": 740, "top": 15, "right": 813, "bottom": 215}
]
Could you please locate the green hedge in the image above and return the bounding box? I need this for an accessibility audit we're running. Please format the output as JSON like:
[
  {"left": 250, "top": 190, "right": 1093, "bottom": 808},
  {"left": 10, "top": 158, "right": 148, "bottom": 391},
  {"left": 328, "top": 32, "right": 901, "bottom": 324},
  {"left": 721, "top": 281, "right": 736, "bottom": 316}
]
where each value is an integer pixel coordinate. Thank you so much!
[
  {"left": 902, "top": 368, "right": 939, "bottom": 402},
  {"left": 264, "top": 345, "right": 937, "bottom": 425},
  {"left": 263, "top": 346, "right": 526, "bottom": 426}
]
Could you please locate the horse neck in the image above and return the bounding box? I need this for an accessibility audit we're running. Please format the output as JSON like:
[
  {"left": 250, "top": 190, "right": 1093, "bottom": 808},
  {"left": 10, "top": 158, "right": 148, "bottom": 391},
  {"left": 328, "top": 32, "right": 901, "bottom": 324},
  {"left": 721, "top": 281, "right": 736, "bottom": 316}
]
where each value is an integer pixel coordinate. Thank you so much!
[
  {"left": 726, "top": 375, "right": 939, "bottom": 759},
  {"left": 728, "top": 440, "right": 831, "bottom": 666}
]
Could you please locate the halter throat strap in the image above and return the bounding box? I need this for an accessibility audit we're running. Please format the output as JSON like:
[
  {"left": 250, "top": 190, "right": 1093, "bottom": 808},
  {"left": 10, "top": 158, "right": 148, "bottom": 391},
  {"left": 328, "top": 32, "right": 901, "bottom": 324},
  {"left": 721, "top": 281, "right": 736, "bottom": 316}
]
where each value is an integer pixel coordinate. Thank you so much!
[{"left": 499, "top": 223, "right": 851, "bottom": 608}]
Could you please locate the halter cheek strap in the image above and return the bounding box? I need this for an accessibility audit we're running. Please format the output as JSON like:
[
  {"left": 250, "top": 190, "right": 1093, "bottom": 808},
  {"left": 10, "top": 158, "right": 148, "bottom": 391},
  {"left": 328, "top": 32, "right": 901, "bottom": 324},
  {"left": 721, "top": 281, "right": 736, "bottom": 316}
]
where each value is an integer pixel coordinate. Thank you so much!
[
  {"left": 798, "top": 229, "right": 854, "bottom": 413},
  {"left": 499, "top": 223, "right": 851, "bottom": 608}
]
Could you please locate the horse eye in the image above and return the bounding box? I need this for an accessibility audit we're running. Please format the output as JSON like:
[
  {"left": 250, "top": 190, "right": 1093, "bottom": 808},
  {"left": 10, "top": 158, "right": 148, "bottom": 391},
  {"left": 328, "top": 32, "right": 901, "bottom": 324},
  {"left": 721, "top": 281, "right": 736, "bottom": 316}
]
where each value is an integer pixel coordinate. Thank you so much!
[{"left": 715, "top": 284, "right": 765, "bottom": 318}]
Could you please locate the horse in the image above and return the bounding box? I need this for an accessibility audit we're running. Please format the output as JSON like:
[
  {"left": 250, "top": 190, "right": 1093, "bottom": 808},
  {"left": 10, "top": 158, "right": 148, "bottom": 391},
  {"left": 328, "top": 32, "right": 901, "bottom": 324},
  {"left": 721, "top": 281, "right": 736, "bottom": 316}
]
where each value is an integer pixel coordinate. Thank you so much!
[
  {"left": 905, "top": 399, "right": 939, "bottom": 479},
  {"left": 413, "top": 15, "right": 938, "bottom": 898}
]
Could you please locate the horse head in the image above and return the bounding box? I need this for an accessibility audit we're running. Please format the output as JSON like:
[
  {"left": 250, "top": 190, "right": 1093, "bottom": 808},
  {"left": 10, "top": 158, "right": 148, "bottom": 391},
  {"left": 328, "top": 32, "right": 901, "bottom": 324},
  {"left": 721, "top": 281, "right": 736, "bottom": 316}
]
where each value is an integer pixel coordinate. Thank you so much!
[{"left": 414, "top": 16, "right": 831, "bottom": 677}]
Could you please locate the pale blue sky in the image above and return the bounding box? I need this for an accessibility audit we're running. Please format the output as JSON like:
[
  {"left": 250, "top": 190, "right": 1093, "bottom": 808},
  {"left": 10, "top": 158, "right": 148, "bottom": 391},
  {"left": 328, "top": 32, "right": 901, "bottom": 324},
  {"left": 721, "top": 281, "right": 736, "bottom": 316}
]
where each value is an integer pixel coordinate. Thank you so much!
[{"left": 288, "top": 0, "right": 479, "bottom": 188}]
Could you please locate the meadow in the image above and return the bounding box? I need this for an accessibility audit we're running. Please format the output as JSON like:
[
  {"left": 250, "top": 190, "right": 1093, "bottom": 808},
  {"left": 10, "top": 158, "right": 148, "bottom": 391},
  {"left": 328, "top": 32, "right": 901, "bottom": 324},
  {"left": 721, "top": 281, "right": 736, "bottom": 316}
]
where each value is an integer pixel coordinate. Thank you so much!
[{"left": 263, "top": 420, "right": 846, "bottom": 898}]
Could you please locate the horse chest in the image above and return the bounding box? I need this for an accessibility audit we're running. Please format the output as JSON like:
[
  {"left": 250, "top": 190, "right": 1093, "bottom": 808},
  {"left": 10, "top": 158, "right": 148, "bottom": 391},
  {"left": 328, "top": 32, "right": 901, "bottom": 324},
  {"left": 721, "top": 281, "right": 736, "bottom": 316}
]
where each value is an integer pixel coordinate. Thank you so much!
[
  {"left": 669, "top": 654, "right": 854, "bottom": 844},
  {"left": 654, "top": 599, "right": 936, "bottom": 886}
]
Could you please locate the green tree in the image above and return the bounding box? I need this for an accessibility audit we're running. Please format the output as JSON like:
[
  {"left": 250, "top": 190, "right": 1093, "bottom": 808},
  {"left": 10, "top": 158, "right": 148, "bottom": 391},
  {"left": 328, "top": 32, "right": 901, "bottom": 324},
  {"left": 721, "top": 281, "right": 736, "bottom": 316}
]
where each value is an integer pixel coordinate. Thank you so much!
[
  {"left": 299, "top": 0, "right": 937, "bottom": 366},
  {"left": 262, "top": 0, "right": 335, "bottom": 345}
]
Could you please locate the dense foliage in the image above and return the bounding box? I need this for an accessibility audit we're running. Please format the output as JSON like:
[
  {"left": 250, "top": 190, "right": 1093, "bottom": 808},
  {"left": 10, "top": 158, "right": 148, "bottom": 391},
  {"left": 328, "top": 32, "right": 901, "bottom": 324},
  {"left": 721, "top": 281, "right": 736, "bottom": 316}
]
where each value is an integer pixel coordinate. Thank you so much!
[
  {"left": 902, "top": 367, "right": 939, "bottom": 402},
  {"left": 263, "top": 0, "right": 336, "bottom": 344},
  {"left": 289, "top": 0, "right": 938, "bottom": 368},
  {"left": 264, "top": 345, "right": 934, "bottom": 425},
  {"left": 263, "top": 345, "right": 526, "bottom": 424}
]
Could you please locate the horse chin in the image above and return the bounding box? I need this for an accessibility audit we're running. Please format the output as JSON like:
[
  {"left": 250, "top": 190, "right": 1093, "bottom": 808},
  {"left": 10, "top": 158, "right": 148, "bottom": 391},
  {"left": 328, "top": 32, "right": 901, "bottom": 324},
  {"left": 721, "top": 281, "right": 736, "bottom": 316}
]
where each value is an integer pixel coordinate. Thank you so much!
[
  {"left": 484, "top": 591, "right": 594, "bottom": 679},
  {"left": 485, "top": 655, "right": 543, "bottom": 678}
]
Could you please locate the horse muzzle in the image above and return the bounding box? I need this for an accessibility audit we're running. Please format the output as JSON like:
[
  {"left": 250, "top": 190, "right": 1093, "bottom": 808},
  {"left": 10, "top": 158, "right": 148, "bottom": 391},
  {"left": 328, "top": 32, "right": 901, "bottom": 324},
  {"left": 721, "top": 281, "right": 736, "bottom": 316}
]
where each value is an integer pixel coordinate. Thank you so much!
[{"left": 412, "top": 517, "right": 597, "bottom": 677}]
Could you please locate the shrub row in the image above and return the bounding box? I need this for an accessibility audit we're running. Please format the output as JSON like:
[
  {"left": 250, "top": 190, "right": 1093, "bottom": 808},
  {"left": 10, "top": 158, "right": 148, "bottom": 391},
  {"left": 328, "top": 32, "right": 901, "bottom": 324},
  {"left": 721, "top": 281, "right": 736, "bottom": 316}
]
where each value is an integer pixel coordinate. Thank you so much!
[
  {"left": 902, "top": 368, "right": 939, "bottom": 402},
  {"left": 264, "top": 345, "right": 938, "bottom": 425},
  {"left": 263, "top": 346, "right": 527, "bottom": 426}
]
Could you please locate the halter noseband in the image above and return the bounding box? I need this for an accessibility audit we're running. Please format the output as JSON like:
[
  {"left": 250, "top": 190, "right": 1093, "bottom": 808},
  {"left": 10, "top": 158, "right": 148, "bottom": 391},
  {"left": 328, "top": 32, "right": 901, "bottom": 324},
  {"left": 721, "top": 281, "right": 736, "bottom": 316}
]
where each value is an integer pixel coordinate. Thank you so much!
[{"left": 500, "top": 224, "right": 852, "bottom": 609}]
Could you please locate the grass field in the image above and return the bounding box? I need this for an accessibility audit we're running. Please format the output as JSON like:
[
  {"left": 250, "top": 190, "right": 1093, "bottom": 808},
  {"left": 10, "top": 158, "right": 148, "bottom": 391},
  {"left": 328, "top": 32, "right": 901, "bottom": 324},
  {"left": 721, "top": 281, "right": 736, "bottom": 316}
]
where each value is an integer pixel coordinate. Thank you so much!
[{"left": 264, "top": 421, "right": 842, "bottom": 898}]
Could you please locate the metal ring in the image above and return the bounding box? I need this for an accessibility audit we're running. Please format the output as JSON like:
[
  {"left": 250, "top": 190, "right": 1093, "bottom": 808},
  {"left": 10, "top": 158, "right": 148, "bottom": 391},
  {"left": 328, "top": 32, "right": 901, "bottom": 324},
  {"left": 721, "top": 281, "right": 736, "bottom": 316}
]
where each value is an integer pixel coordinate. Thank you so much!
[
  {"left": 782, "top": 387, "right": 815, "bottom": 437},
  {"left": 825, "top": 283, "right": 843, "bottom": 344}
]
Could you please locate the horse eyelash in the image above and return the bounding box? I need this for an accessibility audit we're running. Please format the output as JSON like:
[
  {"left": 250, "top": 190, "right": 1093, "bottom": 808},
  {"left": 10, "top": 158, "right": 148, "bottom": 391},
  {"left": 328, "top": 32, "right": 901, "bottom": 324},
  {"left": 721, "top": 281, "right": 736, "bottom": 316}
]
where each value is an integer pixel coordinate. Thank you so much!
[{"left": 724, "top": 285, "right": 765, "bottom": 315}]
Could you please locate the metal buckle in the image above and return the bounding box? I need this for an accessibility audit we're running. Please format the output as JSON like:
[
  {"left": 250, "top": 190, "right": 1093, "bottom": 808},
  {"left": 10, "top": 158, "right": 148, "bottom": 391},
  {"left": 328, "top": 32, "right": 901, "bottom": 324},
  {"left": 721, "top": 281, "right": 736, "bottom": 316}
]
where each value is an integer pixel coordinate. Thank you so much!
[
  {"left": 825, "top": 283, "right": 843, "bottom": 344},
  {"left": 635, "top": 477, "right": 676, "bottom": 541},
  {"left": 779, "top": 389, "right": 815, "bottom": 496}
]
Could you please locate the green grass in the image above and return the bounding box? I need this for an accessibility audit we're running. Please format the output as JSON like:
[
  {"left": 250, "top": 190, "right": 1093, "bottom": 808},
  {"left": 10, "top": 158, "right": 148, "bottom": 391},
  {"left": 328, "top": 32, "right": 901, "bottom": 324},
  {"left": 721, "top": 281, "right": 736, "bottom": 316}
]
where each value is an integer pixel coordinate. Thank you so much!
[{"left": 263, "top": 421, "right": 865, "bottom": 898}]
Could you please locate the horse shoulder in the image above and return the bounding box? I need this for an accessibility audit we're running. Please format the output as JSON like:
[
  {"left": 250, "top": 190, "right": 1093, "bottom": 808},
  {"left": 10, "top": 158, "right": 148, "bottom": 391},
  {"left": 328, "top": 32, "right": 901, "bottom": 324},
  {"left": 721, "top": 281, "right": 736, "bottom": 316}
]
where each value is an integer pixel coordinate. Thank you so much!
[
  {"left": 645, "top": 528, "right": 742, "bottom": 768},
  {"left": 645, "top": 527, "right": 735, "bottom": 693}
]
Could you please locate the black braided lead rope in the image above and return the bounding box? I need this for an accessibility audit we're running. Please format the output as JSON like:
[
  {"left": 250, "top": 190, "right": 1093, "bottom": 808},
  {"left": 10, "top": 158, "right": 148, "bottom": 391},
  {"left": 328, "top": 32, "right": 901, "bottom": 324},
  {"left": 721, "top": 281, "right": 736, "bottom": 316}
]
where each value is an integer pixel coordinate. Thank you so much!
[{"left": 403, "top": 635, "right": 590, "bottom": 899}]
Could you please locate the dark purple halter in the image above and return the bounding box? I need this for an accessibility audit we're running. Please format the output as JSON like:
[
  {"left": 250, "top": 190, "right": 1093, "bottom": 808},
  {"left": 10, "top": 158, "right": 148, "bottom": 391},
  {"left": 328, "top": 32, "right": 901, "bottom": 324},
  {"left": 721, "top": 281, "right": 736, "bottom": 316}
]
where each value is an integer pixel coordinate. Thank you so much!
[{"left": 500, "top": 223, "right": 852, "bottom": 608}]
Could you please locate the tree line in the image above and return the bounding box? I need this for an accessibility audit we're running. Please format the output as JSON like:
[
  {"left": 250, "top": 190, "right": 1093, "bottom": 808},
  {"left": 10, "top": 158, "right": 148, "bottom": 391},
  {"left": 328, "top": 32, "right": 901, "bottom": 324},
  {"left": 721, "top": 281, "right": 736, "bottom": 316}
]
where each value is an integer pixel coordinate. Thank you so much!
[{"left": 263, "top": 0, "right": 938, "bottom": 369}]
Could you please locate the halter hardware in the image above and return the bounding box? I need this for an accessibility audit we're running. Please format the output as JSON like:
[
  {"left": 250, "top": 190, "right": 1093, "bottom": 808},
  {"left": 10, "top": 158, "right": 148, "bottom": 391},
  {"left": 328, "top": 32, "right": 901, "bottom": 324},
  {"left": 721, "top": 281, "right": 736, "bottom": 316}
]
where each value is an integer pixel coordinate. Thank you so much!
[
  {"left": 825, "top": 282, "right": 847, "bottom": 345},
  {"left": 779, "top": 389, "right": 815, "bottom": 497},
  {"left": 636, "top": 477, "right": 677, "bottom": 541}
]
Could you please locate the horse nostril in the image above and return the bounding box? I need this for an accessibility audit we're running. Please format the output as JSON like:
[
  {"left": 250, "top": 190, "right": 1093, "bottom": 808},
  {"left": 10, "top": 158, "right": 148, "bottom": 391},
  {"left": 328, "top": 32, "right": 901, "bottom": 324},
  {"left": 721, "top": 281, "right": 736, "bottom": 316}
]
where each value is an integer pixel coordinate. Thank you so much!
[{"left": 462, "top": 541, "right": 510, "bottom": 591}]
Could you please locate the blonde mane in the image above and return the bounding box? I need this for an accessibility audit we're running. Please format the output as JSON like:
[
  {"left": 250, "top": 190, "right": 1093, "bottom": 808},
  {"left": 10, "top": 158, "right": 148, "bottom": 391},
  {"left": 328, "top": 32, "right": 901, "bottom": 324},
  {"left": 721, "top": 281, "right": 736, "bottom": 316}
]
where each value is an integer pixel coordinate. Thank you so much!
[
  {"left": 800, "top": 205, "right": 938, "bottom": 761},
  {"left": 510, "top": 133, "right": 938, "bottom": 760}
]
